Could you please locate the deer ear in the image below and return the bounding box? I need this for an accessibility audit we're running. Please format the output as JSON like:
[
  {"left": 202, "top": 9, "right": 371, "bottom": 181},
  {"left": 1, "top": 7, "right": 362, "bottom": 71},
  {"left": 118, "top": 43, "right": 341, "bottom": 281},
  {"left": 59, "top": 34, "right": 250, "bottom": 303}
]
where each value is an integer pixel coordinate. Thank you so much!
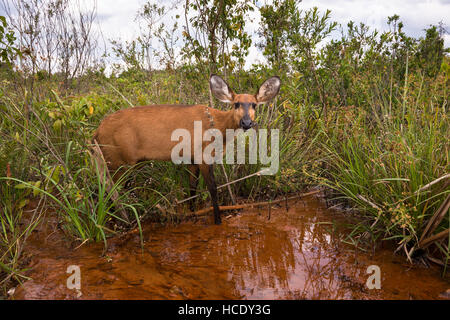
[
  {"left": 256, "top": 76, "right": 281, "bottom": 104},
  {"left": 210, "top": 74, "right": 235, "bottom": 103}
]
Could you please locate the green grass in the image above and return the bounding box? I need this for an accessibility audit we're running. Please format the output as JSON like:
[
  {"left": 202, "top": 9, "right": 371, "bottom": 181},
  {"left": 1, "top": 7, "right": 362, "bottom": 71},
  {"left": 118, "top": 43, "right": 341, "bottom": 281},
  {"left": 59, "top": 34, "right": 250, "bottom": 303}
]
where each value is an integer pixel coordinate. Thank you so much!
[{"left": 308, "top": 75, "right": 449, "bottom": 263}]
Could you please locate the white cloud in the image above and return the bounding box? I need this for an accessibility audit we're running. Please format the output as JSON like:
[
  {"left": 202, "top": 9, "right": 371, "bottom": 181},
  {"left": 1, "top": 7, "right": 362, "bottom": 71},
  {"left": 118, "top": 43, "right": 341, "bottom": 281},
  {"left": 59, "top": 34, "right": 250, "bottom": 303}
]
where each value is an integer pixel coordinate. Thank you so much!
[{"left": 97, "top": 0, "right": 143, "bottom": 42}]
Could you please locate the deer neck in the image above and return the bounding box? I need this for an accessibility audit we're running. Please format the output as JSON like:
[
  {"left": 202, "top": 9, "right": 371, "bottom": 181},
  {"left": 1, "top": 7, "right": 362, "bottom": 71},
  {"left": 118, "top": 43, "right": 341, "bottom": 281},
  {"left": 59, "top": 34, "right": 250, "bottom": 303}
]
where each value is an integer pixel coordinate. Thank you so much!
[{"left": 208, "top": 108, "right": 239, "bottom": 136}]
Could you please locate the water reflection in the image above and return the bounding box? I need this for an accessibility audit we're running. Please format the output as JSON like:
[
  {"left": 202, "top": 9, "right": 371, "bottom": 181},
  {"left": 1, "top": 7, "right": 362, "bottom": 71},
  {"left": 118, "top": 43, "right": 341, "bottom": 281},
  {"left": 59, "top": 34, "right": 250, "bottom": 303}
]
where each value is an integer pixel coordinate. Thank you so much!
[
  {"left": 147, "top": 201, "right": 366, "bottom": 299},
  {"left": 13, "top": 197, "right": 449, "bottom": 300}
]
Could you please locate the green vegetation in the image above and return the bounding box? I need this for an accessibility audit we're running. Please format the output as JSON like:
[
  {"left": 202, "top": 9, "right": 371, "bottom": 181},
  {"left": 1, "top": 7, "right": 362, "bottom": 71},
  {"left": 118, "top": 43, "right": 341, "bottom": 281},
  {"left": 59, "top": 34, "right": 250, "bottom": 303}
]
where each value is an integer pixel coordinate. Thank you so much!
[{"left": 0, "top": 0, "right": 449, "bottom": 296}]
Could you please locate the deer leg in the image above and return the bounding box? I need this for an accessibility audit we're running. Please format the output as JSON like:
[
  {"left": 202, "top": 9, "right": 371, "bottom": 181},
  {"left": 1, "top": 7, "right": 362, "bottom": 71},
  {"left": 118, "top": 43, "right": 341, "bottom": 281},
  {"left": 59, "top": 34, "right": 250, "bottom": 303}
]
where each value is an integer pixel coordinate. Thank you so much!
[
  {"left": 199, "top": 164, "right": 221, "bottom": 225},
  {"left": 187, "top": 164, "right": 200, "bottom": 212}
]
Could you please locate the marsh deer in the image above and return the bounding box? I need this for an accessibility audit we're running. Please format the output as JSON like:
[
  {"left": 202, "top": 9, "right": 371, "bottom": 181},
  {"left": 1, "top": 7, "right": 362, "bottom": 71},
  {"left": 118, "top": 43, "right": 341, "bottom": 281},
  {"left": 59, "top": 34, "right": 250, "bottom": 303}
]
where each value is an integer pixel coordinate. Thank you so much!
[{"left": 92, "top": 74, "right": 281, "bottom": 224}]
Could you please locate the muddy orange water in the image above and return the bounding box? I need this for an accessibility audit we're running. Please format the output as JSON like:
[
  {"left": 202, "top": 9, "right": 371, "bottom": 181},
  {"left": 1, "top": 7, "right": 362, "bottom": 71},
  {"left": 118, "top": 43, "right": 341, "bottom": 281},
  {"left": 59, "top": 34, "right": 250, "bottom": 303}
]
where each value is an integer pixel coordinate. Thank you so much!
[{"left": 13, "top": 195, "right": 450, "bottom": 300}]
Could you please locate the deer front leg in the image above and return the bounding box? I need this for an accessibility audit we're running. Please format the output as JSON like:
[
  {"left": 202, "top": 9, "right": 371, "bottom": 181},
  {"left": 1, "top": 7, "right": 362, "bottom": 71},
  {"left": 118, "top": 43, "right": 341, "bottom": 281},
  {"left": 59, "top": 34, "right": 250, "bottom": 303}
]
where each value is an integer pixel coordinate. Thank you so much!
[{"left": 199, "top": 164, "right": 221, "bottom": 225}]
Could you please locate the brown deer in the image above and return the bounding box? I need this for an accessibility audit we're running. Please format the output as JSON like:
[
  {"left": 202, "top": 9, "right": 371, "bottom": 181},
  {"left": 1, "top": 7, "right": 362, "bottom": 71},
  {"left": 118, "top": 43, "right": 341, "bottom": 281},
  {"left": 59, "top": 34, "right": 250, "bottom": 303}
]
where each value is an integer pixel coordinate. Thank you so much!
[{"left": 92, "top": 74, "right": 281, "bottom": 224}]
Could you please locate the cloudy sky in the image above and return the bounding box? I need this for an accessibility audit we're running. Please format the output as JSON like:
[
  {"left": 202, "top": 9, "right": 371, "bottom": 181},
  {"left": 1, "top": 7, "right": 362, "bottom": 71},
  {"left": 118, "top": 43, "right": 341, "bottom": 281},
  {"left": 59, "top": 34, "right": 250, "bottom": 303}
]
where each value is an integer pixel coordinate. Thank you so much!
[
  {"left": 2, "top": 0, "right": 449, "bottom": 67},
  {"left": 94, "top": 0, "right": 449, "bottom": 66},
  {"left": 96, "top": 0, "right": 450, "bottom": 40}
]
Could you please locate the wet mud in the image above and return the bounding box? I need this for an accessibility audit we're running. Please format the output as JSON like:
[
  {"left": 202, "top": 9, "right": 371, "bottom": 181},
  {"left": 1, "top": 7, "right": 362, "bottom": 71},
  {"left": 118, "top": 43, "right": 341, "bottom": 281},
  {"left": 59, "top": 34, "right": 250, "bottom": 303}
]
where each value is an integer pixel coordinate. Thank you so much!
[{"left": 13, "top": 196, "right": 450, "bottom": 299}]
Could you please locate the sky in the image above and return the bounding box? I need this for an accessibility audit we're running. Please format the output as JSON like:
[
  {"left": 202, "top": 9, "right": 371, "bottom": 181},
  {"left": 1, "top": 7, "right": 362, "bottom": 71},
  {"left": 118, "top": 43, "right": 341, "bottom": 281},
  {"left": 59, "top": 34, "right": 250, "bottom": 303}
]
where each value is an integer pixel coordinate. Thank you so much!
[
  {"left": 1, "top": 0, "right": 449, "bottom": 67},
  {"left": 94, "top": 0, "right": 449, "bottom": 67},
  {"left": 96, "top": 0, "right": 450, "bottom": 40}
]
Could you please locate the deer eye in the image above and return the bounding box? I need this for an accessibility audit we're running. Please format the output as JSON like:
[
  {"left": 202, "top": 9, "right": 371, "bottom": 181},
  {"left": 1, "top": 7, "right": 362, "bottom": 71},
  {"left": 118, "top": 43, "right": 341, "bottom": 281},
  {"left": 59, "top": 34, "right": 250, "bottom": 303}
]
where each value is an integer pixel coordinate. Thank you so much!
[
  {"left": 251, "top": 103, "right": 256, "bottom": 109},
  {"left": 234, "top": 103, "right": 240, "bottom": 109}
]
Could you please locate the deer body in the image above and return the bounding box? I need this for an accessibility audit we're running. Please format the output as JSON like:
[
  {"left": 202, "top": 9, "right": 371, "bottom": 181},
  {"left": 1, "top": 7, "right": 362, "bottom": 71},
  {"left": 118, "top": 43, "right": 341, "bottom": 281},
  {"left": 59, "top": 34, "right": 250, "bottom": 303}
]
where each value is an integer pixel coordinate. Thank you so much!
[
  {"left": 94, "top": 104, "right": 238, "bottom": 168},
  {"left": 93, "top": 75, "right": 281, "bottom": 224}
]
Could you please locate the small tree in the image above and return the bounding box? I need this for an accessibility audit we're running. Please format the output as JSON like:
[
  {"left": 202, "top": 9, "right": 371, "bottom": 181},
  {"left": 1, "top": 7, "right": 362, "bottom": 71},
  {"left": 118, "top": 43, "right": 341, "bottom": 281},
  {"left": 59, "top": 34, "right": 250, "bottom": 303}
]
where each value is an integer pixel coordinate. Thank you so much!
[
  {"left": 182, "top": 0, "right": 254, "bottom": 76},
  {"left": 0, "top": 15, "right": 17, "bottom": 64},
  {"left": 257, "top": 0, "right": 298, "bottom": 74},
  {"left": 416, "top": 24, "right": 446, "bottom": 78},
  {"left": 288, "top": 7, "right": 337, "bottom": 116}
]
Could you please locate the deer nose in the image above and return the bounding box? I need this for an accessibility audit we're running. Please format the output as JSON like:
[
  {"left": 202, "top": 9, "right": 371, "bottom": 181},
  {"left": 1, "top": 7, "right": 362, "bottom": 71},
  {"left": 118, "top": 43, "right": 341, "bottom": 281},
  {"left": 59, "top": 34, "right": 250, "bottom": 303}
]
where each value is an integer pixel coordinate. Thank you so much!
[{"left": 240, "top": 118, "right": 253, "bottom": 130}]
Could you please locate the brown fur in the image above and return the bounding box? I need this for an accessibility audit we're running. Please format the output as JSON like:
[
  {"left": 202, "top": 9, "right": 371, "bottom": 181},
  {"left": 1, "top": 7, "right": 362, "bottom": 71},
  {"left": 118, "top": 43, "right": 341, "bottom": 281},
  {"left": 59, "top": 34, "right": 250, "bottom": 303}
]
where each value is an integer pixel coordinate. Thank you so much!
[{"left": 93, "top": 103, "right": 244, "bottom": 171}]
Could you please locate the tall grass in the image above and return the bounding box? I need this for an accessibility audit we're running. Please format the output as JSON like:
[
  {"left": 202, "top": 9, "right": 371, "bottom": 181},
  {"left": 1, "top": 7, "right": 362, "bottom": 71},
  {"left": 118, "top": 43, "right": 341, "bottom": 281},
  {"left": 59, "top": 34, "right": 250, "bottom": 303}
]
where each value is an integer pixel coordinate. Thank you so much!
[
  {"left": 308, "top": 71, "right": 449, "bottom": 264},
  {"left": 0, "top": 86, "right": 149, "bottom": 294}
]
